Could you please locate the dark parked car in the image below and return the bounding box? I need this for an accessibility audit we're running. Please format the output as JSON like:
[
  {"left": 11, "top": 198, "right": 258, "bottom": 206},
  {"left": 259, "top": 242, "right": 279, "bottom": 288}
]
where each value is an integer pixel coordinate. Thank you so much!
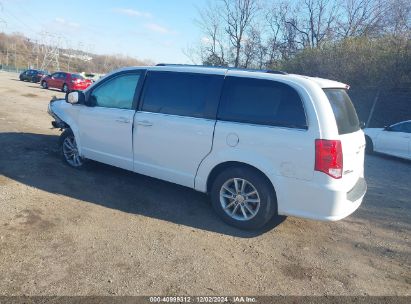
[
  {"left": 41, "top": 72, "right": 93, "bottom": 93},
  {"left": 19, "top": 69, "right": 48, "bottom": 83}
]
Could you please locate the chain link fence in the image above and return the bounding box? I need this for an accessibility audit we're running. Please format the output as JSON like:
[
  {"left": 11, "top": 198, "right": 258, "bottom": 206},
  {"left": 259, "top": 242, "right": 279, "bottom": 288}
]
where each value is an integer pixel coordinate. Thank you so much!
[{"left": 0, "top": 64, "right": 26, "bottom": 74}]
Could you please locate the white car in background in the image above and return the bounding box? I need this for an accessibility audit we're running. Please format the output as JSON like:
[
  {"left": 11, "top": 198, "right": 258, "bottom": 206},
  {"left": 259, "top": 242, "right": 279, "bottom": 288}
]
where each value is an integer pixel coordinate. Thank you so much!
[{"left": 364, "top": 120, "right": 411, "bottom": 160}]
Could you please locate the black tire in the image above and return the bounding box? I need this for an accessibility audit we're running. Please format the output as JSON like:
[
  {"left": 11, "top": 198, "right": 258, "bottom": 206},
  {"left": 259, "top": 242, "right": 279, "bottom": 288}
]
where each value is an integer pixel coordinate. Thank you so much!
[
  {"left": 62, "top": 83, "right": 69, "bottom": 93},
  {"left": 41, "top": 81, "right": 48, "bottom": 89},
  {"left": 59, "top": 129, "right": 85, "bottom": 169},
  {"left": 19, "top": 76, "right": 23, "bottom": 81},
  {"left": 365, "top": 136, "right": 373, "bottom": 154},
  {"left": 210, "top": 166, "right": 277, "bottom": 230}
]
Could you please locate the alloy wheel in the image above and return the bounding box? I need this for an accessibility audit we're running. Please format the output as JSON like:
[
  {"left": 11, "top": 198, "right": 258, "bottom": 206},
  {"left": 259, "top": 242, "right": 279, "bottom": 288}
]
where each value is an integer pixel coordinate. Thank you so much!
[
  {"left": 219, "top": 178, "right": 261, "bottom": 221},
  {"left": 62, "top": 135, "right": 83, "bottom": 167}
]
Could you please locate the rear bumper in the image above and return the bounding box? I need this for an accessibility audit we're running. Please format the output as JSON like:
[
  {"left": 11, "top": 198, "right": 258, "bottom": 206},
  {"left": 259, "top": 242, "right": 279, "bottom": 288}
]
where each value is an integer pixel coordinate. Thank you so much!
[{"left": 275, "top": 176, "right": 367, "bottom": 221}]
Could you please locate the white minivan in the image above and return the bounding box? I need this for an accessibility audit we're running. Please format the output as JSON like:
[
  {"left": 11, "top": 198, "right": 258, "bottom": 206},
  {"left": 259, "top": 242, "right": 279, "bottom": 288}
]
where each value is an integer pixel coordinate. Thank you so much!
[{"left": 48, "top": 65, "right": 367, "bottom": 229}]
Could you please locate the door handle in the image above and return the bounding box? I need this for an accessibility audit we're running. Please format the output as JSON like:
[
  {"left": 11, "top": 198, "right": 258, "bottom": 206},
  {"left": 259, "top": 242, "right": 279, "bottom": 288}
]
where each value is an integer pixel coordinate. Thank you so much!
[
  {"left": 115, "top": 117, "right": 130, "bottom": 123},
  {"left": 136, "top": 120, "right": 153, "bottom": 127}
]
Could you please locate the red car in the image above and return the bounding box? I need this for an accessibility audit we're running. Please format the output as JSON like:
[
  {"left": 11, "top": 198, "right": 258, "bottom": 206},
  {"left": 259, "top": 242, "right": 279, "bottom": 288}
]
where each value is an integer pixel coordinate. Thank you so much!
[{"left": 41, "top": 72, "right": 92, "bottom": 92}]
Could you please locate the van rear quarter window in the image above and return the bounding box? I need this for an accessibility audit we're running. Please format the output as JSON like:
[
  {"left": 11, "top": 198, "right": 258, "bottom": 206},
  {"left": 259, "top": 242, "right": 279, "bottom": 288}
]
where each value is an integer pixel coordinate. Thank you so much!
[
  {"left": 217, "top": 77, "right": 307, "bottom": 129},
  {"left": 324, "top": 89, "right": 360, "bottom": 135}
]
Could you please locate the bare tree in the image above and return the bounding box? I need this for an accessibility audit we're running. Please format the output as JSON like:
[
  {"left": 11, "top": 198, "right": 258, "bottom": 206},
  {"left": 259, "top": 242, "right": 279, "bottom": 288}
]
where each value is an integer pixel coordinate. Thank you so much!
[
  {"left": 242, "top": 26, "right": 262, "bottom": 68},
  {"left": 337, "top": 0, "right": 386, "bottom": 38},
  {"left": 192, "top": 0, "right": 410, "bottom": 83},
  {"left": 196, "top": 1, "right": 227, "bottom": 66},
  {"left": 383, "top": 0, "right": 411, "bottom": 36},
  {"left": 265, "top": 1, "right": 296, "bottom": 65},
  {"left": 222, "top": 0, "right": 259, "bottom": 67},
  {"left": 285, "top": 0, "right": 339, "bottom": 48}
]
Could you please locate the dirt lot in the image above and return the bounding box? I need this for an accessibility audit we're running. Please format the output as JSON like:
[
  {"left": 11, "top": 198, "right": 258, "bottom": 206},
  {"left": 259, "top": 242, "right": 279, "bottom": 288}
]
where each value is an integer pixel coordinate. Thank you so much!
[{"left": 0, "top": 71, "right": 410, "bottom": 296}]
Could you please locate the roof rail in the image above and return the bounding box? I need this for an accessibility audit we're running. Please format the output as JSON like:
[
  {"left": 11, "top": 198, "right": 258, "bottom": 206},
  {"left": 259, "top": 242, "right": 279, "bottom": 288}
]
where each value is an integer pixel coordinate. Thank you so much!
[{"left": 155, "top": 63, "right": 287, "bottom": 75}]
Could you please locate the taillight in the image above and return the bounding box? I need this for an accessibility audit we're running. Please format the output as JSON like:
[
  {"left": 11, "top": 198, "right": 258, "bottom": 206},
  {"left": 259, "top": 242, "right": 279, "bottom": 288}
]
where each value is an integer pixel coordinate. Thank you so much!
[{"left": 315, "top": 139, "right": 343, "bottom": 179}]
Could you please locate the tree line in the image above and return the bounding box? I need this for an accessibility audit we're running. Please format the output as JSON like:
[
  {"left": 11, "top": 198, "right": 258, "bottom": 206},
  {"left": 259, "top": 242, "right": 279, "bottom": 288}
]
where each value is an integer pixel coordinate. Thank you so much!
[{"left": 191, "top": 0, "right": 410, "bottom": 88}]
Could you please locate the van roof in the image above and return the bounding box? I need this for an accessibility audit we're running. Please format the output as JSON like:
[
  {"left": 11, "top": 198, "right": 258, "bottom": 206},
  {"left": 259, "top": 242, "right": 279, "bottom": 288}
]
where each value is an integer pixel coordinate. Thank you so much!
[{"left": 114, "top": 65, "right": 349, "bottom": 89}]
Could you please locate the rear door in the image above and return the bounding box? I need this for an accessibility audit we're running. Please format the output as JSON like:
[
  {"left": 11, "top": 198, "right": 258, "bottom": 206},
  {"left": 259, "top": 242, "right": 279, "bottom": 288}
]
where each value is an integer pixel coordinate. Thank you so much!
[
  {"left": 52, "top": 73, "right": 62, "bottom": 88},
  {"left": 133, "top": 71, "right": 224, "bottom": 188},
  {"left": 78, "top": 71, "right": 144, "bottom": 170},
  {"left": 323, "top": 89, "right": 364, "bottom": 187},
  {"left": 57, "top": 73, "right": 67, "bottom": 89}
]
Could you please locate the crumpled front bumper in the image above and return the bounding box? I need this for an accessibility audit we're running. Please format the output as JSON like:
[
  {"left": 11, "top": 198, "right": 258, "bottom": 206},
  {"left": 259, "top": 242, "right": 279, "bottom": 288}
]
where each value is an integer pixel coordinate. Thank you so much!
[{"left": 48, "top": 99, "right": 68, "bottom": 129}]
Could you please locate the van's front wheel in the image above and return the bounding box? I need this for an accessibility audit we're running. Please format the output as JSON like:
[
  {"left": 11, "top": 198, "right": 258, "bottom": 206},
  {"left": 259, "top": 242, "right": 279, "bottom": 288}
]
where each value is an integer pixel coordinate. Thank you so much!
[
  {"left": 60, "top": 129, "right": 85, "bottom": 168},
  {"left": 211, "top": 167, "right": 277, "bottom": 230}
]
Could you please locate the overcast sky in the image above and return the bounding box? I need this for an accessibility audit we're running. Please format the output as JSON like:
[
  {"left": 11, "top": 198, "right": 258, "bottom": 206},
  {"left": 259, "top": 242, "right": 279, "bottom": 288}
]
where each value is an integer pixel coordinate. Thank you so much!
[{"left": 0, "top": 0, "right": 209, "bottom": 63}]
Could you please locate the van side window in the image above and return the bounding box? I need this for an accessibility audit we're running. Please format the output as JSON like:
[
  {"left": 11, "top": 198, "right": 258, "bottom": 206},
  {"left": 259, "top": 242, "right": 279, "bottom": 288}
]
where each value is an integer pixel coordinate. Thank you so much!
[
  {"left": 90, "top": 74, "right": 141, "bottom": 109},
  {"left": 218, "top": 77, "right": 307, "bottom": 129},
  {"left": 141, "top": 71, "right": 224, "bottom": 119}
]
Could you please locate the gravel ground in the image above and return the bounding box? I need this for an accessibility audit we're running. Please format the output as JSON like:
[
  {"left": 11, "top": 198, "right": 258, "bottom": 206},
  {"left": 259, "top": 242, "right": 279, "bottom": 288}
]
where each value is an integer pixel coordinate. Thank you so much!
[{"left": 0, "top": 71, "right": 410, "bottom": 296}]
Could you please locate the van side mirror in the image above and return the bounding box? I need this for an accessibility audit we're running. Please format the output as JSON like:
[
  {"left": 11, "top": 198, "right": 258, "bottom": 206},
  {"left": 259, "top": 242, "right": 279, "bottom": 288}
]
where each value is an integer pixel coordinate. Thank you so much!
[
  {"left": 359, "top": 121, "right": 365, "bottom": 129},
  {"left": 65, "top": 91, "right": 85, "bottom": 105},
  {"left": 384, "top": 125, "right": 391, "bottom": 131}
]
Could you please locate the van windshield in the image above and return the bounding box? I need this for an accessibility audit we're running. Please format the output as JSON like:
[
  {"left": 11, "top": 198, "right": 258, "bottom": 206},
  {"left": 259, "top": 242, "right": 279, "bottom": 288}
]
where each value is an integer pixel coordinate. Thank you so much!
[{"left": 324, "top": 89, "right": 360, "bottom": 135}]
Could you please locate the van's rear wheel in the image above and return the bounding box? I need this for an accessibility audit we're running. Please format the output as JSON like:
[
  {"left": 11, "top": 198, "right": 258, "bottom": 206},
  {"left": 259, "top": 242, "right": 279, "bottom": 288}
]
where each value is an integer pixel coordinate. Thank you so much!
[
  {"left": 211, "top": 167, "right": 277, "bottom": 230},
  {"left": 60, "top": 129, "right": 85, "bottom": 168}
]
